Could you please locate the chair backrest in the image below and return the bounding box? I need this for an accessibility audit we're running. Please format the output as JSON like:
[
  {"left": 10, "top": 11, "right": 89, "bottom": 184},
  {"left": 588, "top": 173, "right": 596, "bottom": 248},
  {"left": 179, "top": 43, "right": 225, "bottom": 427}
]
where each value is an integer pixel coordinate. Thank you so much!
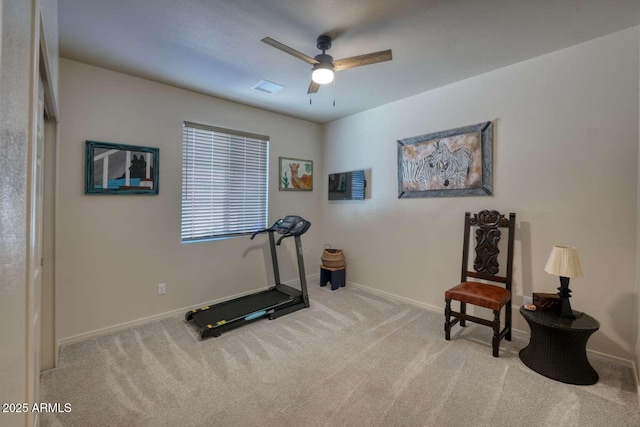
[{"left": 461, "top": 210, "right": 516, "bottom": 291}]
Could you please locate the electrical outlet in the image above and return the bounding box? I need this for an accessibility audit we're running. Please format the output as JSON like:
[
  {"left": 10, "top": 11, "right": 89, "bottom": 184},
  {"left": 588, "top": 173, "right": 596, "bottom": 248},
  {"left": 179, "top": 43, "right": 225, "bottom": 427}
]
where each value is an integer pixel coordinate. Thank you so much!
[
  {"left": 158, "top": 283, "right": 166, "bottom": 295},
  {"left": 523, "top": 295, "right": 533, "bottom": 306}
]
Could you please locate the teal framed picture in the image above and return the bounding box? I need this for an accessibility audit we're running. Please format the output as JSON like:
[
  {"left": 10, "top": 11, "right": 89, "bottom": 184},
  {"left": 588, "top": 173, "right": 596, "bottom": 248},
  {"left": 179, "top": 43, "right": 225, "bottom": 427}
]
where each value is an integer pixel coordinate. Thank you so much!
[{"left": 85, "top": 140, "right": 159, "bottom": 195}]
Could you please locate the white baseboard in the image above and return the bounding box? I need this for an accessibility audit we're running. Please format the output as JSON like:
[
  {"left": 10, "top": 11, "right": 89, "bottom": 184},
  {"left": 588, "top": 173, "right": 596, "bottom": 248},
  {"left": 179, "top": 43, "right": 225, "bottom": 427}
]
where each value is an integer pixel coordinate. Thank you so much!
[
  {"left": 586, "top": 348, "right": 635, "bottom": 368},
  {"left": 57, "top": 275, "right": 638, "bottom": 378},
  {"left": 345, "top": 279, "right": 636, "bottom": 371},
  {"left": 632, "top": 360, "right": 640, "bottom": 408},
  {"left": 58, "top": 276, "right": 313, "bottom": 347},
  {"left": 58, "top": 287, "right": 266, "bottom": 346},
  {"left": 346, "top": 279, "right": 531, "bottom": 335},
  {"left": 346, "top": 280, "right": 444, "bottom": 314}
]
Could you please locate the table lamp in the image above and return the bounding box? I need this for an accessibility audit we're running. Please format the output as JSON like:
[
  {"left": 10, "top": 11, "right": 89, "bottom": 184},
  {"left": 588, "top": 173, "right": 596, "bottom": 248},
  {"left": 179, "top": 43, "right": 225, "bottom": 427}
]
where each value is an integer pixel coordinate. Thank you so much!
[{"left": 544, "top": 245, "right": 583, "bottom": 319}]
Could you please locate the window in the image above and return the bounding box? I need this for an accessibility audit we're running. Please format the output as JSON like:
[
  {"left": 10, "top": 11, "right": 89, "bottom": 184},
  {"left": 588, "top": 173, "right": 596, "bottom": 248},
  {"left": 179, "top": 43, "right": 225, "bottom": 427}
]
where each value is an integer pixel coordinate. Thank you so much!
[
  {"left": 351, "top": 170, "right": 366, "bottom": 200},
  {"left": 181, "top": 121, "right": 269, "bottom": 242}
]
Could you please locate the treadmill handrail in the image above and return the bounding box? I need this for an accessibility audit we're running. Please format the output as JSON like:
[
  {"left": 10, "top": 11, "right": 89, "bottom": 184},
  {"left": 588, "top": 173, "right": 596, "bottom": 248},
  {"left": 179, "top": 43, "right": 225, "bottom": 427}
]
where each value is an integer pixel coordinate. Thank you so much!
[
  {"left": 251, "top": 219, "right": 285, "bottom": 240},
  {"left": 276, "top": 233, "right": 293, "bottom": 245},
  {"left": 250, "top": 226, "right": 273, "bottom": 240}
]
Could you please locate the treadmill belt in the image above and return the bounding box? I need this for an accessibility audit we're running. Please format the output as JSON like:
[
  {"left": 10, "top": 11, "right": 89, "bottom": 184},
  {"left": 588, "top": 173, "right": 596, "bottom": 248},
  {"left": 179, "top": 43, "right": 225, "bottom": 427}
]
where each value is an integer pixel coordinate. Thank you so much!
[{"left": 193, "top": 289, "right": 291, "bottom": 325}]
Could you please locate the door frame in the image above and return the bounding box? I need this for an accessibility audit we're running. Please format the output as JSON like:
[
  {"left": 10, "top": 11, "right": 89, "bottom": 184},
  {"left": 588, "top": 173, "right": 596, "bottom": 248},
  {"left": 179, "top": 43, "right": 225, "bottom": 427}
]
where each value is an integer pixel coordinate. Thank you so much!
[{"left": 26, "top": 3, "right": 59, "bottom": 426}]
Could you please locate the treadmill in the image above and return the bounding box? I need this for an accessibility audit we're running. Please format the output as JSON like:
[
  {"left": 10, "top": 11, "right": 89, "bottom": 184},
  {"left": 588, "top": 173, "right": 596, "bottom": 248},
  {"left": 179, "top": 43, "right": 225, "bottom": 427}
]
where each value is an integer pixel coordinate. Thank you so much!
[{"left": 185, "top": 215, "right": 311, "bottom": 339}]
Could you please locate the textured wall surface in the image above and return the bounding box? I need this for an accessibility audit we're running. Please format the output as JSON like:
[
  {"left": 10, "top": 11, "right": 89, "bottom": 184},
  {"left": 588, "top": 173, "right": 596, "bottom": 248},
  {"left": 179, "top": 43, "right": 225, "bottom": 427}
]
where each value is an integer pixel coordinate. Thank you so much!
[{"left": 0, "top": 1, "right": 32, "bottom": 425}]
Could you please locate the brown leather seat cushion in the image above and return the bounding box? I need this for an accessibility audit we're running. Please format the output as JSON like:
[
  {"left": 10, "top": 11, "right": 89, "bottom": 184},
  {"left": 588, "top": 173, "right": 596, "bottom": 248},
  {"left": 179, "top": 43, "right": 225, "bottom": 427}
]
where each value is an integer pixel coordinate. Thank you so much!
[{"left": 445, "top": 282, "right": 511, "bottom": 311}]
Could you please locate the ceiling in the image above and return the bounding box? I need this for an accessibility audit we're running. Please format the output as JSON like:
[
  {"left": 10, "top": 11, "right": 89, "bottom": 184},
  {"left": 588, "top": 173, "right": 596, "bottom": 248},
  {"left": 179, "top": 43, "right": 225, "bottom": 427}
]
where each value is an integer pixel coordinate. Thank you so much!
[{"left": 58, "top": 0, "right": 640, "bottom": 124}]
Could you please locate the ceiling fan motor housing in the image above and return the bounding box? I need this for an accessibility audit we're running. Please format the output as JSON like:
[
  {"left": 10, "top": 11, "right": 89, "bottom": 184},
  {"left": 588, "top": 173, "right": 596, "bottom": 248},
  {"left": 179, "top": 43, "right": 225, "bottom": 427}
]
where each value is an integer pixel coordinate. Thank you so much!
[
  {"left": 316, "top": 35, "right": 332, "bottom": 52},
  {"left": 314, "top": 53, "right": 334, "bottom": 66}
]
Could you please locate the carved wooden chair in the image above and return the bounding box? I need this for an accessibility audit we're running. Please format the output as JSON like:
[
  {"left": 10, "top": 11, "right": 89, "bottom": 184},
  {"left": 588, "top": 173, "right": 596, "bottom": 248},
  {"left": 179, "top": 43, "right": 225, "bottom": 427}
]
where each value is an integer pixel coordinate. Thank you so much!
[{"left": 444, "top": 210, "right": 516, "bottom": 357}]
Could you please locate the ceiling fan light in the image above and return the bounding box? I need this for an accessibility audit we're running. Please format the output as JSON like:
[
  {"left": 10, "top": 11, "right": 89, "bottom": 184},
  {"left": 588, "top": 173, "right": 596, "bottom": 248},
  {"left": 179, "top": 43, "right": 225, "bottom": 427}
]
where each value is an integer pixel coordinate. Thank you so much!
[{"left": 312, "top": 65, "right": 334, "bottom": 84}]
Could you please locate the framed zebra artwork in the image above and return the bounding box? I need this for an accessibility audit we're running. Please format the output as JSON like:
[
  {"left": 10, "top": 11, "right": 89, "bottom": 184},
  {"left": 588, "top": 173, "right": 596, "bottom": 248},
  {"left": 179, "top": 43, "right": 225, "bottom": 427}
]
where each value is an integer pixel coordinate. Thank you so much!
[{"left": 397, "top": 121, "right": 493, "bottom": 198}]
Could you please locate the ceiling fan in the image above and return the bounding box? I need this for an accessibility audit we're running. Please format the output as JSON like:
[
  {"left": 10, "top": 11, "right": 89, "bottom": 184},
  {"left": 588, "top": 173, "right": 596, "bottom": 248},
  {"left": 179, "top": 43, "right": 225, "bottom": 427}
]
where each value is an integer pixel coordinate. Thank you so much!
[{"left": 261, "top": 35, "right": 392, "bottom": 94}]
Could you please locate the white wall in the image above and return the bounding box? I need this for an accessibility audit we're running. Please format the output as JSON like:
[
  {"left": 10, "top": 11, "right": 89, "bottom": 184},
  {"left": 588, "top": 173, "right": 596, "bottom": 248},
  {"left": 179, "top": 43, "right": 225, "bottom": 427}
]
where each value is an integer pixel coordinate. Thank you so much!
[
  {"left": 57, "top": 59, "right": 322, "bottom": 340},
  {"left": 323, "top": 28, "right": 639, "bottom": 360}
]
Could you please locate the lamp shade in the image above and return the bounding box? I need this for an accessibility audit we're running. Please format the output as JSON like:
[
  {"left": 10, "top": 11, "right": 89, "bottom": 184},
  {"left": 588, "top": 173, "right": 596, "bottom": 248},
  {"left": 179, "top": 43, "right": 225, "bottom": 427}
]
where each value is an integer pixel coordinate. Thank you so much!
[
  {"left": 544, "top": 245, "right": 584, "bottom": 278},
  {"left": 311, "top": 66, "right": 334, "bottom": 84}
]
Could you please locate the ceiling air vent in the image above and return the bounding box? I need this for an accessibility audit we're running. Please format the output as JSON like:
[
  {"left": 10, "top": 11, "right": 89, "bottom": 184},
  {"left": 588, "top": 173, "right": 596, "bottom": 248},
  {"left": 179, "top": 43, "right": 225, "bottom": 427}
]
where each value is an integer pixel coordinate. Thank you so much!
[{"left": 252, "top": 80, "right": 284, "bottom": 94}]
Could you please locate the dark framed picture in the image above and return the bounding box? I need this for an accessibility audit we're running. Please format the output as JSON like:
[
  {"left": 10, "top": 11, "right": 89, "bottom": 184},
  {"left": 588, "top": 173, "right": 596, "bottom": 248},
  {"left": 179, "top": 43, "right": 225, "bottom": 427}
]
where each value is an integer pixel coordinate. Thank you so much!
[
  {"left": 397, "top": 121, "right": 493, "bottom": 198},
  {"left": 85, "top": 140, "right": 159, "bottom": 195}
]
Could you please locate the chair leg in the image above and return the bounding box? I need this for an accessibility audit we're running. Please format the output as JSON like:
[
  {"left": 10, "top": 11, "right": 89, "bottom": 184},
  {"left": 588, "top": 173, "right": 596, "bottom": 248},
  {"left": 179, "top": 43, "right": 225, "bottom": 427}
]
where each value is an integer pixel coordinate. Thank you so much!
[
  {"left": 505, "top": 303, "right": 512, "bottom": 341},
  {"left": 444, "top": 299, "right": 452, "bottom": 340},
  {"left": 492, "top": 310, "right": 500, "bottom": 357},
  {"left": 460, "top": 302, "right": 466, "bottom": 327}
]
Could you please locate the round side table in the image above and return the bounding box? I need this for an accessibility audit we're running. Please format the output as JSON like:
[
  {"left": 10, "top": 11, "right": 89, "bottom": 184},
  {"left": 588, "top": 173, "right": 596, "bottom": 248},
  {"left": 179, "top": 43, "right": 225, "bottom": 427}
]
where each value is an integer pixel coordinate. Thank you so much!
[{"left": 519, "top": 306, "right": 599, "bottom": 385}]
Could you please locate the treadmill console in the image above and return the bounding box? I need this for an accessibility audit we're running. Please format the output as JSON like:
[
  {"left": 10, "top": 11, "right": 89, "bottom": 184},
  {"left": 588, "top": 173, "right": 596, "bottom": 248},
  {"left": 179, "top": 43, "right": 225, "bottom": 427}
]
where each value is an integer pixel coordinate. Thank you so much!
[{"left": 276, "top": 215, "right": 311, "bottom": 236}]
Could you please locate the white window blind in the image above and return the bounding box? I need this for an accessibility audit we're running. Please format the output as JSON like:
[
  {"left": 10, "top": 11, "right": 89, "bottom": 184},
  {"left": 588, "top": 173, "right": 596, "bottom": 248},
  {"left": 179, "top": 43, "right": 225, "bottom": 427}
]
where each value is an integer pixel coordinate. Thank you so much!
[
  {"left": 351, "top": 170, "right": 366, "bottom": 200},
  {"left": 181, "top": 121, "right": 269, "bottom": 242}
]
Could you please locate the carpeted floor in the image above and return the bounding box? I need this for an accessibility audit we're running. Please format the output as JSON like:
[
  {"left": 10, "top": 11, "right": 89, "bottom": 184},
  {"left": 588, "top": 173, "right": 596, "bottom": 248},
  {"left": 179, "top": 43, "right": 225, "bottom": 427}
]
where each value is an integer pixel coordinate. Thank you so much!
[{"left": 40, "top": 280, "right": 640, "bottom": 426}]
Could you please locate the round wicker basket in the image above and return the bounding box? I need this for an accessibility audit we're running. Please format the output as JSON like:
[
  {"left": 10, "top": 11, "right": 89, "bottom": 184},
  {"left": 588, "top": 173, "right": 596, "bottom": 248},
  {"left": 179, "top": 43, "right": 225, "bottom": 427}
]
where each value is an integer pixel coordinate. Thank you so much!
[{"left": 321, "top": 248, "right": 345, "bottom": 269}]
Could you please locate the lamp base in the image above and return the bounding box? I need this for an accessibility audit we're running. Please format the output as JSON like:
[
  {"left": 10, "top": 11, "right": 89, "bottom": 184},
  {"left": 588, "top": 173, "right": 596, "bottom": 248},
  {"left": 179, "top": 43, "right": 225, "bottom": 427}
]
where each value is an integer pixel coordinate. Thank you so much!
[
  {"left": 559, "top": 309, "right": 583, "bottom": 319},
  {"left": 559, "top": 304, "right": 577, "bottom": 319},
  {"left": 557, "top": 276, "right": 575, "bottom": 319}
]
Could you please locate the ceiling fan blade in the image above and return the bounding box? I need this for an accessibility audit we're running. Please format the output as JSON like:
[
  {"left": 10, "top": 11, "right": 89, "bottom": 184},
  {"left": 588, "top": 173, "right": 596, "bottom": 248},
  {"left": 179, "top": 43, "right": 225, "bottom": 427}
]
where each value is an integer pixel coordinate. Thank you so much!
[
  {"left": 334, "top": 49, "right": 392, "bottom": 71},
  {"left": 261, "top": 37, "right": 319, "bottom": 65},
  {"left": 307, "top": 81, "right": 321, "bottom": 94}
]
